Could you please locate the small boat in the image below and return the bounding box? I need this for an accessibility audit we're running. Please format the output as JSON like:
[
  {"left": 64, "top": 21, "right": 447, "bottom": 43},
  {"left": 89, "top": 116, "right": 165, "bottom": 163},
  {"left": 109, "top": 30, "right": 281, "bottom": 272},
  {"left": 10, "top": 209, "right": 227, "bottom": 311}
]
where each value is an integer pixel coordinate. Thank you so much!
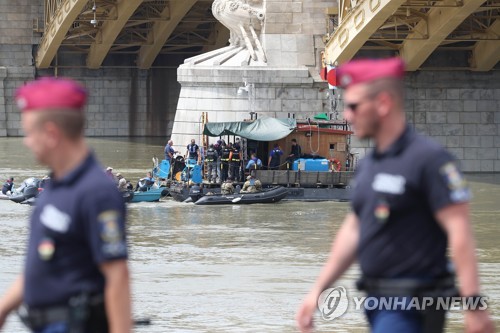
[
  {"left": 194, "top": 186, "right": 288, "bottom": 205},
  {"left": 130, "top": 187, "right": 167, "bottom": 203},
  {"left": 0, "top": 193, "right": 11, "bottom": 200},
  {"left": 9, "top": 177, "right": 42, "bottom": 204}
]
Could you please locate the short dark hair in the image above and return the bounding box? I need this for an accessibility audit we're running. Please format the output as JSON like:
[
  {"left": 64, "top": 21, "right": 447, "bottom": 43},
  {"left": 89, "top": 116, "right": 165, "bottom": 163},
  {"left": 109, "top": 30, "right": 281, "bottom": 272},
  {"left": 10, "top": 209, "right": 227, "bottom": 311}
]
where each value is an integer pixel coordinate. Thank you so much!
[
  {"left": 366, "top": 78, "right": 405, "bottom": 107},
  {"left": 291, "top": 138, "right": 297, "bottom": 143}
]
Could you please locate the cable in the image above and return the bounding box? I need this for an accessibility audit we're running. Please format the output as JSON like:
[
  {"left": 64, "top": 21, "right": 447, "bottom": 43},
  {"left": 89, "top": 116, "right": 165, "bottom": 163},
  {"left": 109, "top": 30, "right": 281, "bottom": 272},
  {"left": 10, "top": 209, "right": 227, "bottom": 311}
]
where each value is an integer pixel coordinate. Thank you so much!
[{"left": 307, "top": 118, "right": 320, "bottom": 155}]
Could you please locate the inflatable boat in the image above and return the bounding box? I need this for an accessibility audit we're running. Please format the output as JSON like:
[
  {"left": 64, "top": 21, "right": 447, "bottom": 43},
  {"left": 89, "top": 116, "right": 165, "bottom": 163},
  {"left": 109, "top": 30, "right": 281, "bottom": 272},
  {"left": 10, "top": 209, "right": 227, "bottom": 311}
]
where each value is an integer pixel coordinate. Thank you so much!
[{"left": 194, "top": 186, "right": 288, "bottom": 205}]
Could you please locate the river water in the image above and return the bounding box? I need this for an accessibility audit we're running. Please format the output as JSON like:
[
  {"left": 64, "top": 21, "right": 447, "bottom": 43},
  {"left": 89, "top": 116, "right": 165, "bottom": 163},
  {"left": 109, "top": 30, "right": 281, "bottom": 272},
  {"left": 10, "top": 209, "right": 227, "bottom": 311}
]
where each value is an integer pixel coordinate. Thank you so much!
[{"left": 0, "top": 137, "right": 498, "bottom": 332}]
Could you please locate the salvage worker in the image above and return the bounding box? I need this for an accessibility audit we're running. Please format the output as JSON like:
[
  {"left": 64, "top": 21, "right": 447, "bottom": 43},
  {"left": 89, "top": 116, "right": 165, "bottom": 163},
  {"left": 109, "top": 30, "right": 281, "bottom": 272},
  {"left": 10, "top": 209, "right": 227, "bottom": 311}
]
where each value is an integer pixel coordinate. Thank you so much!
[
  {"left": 0, "top": 77, "right": 131, "bottom": 333},
  {"left": 245, "top": 153, "right": 262, "bottom": 170},
  {"left": 240, "top": 174, "right": 262, "bottom": 193},
  {"left": 286, "top": 138, "right": 301, "bottom": 170},
  {"left": 233, "top": 137, "right": 241, "bottom": 150},
  {"left": 296, "top": 58, "right": 494, "bottom": 333},
  {"left": 220, "top": 142, "right": 232, "bottom": 182},
  {"left": 268, "top": 143, "right": 283, "bottom": 170},
  {"left": 118, "top": 178, "right": 128, "bottom": 192},
  {"left": 185, "top": 139, "right": 200, "bottom": 165},
  {"left": 2, "top": 177, "right": 14, "bottom": 195},
  {"left": 164, "top": 139, "right": 177, "bottom": 164},
  {"left": 205, "top": 144, "right": 218, "bottom": 183},
  {"left": 229, "top": 142, "right": 242, "bottom": 182},
  {"left": 105, "top": 166, "right": 117, "bottom": 183},
  {"left": 221, "top": 177, "right": 234, "bottom": 195},
  {"left": 214, "top": 139, "right": 223, "bottom": 183}
]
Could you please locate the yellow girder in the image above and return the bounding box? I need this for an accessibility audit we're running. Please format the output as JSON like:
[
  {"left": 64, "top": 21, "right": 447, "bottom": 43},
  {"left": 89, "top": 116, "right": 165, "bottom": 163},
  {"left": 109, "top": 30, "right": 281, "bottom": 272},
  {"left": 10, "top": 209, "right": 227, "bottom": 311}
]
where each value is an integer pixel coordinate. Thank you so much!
[
  {"left": 400, "top": 0, "right": 487, "bottom": 71},
  {"left": 136, "top": 0, "right": 197, "bottom": 69},
  {"left": 470, "top": 19, "right": 500, "bottom": 71},
  {"left": 86, "top": 0, "right": 143, "bottom": 69},
  {"left": 324, "top": 0, "right": 407, "bottom": 65},
  {"left": 36, "top": 0, "right": 88, "bottom": 68}
]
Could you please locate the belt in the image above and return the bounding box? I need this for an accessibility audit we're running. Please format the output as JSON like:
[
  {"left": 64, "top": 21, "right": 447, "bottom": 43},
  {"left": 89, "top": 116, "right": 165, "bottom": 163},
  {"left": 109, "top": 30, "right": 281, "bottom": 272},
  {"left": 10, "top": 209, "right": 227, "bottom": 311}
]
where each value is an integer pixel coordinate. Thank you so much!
[
  {"left": 19, "top": 305, "right": 69, "bottom": 330},
  {"left": 19, "top": 293, "right": 105, "bottom": 331},
  {"left": 356, "top": 275, "right": 457, "bottom": 297}
]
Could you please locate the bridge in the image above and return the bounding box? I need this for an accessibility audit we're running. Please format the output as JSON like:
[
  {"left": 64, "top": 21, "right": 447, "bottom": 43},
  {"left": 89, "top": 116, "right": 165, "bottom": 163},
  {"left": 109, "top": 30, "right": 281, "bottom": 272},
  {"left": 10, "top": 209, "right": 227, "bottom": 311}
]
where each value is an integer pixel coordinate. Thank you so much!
[
  {"left": 36, "top": 0, "right": 499, "bottom": 70},
  {"left": 1, "top": 0, "right": 498, "bottom": 171},
  {"left": 324, "top": 0, "right": 500, "bottom": 71}
]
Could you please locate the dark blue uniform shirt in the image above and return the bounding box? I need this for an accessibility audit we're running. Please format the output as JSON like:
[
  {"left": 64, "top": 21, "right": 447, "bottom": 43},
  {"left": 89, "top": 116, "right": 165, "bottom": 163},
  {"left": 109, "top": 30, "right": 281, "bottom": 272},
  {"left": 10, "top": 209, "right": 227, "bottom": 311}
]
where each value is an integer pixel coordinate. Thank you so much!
[
  {"left": 187, "top": 144, "right": 199, "bottom": 160},
  {"left": 24, "top": 153, "right": 128, "bottom": 308},
  {"left": 352, "top": 126, "right": 470, "bottom": 279}
]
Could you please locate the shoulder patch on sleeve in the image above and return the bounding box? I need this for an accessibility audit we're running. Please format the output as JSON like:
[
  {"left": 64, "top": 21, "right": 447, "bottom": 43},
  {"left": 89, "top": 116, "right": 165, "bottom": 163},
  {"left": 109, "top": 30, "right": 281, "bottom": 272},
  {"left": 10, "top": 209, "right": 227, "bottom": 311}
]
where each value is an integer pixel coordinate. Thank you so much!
[
  {"left": 98, "top": 210, "right": 127, "bottom": 257},
  {"left": 440, "top": 162, "right": 471, "bottom": 203}
]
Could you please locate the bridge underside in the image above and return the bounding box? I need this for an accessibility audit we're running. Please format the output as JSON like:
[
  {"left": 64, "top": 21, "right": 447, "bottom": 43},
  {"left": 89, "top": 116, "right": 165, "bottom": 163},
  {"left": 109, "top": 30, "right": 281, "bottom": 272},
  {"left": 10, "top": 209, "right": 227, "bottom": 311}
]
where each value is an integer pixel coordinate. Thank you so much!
[
  {"left": 324, "top": 0, "right": 500, "bottom": 70},
  {"left": 37, "top": 0, "right": 499, "bottom": 71},
  {"left": 37, "top": 0, "right": 229, "bottom": 69}
]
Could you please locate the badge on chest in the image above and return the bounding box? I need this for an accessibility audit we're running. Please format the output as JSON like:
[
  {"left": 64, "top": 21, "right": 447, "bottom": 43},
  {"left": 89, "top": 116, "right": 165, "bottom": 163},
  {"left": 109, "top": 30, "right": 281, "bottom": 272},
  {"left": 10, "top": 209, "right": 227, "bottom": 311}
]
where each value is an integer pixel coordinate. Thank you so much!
[
  {"left": 38, "top": 237, "right": 55, "bottom": 260},
  {"left": 372, "top": 173, "right": 406, "bottom": 195},
  {"left": 374, "top": 197, "right": 390, "bottom": 223},
  {"left": 371, "top": 173, "right": 406, "bottom": 223}
]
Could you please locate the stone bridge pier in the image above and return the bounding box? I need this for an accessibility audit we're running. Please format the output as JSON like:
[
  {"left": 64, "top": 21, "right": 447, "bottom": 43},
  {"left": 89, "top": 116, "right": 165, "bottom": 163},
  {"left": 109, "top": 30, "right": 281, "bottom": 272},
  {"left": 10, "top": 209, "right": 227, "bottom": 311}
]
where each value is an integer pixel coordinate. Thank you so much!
[{"left": 171, "top": 0, "right": 334, "bottom": 148}]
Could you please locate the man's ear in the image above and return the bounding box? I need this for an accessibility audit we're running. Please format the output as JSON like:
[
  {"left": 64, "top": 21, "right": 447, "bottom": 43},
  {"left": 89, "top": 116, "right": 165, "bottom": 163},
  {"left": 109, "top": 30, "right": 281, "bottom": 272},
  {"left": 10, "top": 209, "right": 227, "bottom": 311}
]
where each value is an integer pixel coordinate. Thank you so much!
[
  {"left": 375, "top": 91, "right": 393, "bottom": 118},
  {"left": 42, "top": 121, "right": 62, "bottom": 149}
]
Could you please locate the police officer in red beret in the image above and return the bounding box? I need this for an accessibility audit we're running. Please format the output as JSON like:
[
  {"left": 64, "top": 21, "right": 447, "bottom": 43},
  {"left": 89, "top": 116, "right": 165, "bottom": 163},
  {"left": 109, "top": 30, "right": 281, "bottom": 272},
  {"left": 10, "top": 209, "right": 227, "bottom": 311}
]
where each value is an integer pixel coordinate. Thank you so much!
[
  {"left": 0, "top": 77, "right": 131, "bottom": 333},
  {"left": 296, "top": 58, "right": 494, "bottom": 333}
]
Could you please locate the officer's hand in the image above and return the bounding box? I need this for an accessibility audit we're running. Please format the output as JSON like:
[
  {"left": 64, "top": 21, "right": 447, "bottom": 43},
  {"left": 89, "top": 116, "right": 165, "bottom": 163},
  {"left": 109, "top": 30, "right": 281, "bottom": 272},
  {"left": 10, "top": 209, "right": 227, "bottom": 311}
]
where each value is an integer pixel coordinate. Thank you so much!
[
  {"left": 465, "top": 310, "right": 495, "bottom": 333},
  {"left": 296, "top": 293, "right": 317, "bottom": 333}
]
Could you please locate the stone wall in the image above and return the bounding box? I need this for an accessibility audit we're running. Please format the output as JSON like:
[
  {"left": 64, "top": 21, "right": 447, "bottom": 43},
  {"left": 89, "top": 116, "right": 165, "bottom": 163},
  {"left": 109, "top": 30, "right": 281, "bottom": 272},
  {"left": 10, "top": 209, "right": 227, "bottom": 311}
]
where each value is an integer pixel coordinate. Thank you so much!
[
  {"left": 348, "top": 70, "right": 500, "bottom": 172},
  {"left": 0, "top": 0, "right": 180, "bottom": 138},
  {"left": 0, "top": 65, "right": 179, "bottom": 137},
  {"left": 409, "top": 71, "right": 500, "bottom": 172},
  {"left": 1, "top": 66, "right": 35, "bottom": 137},
  {"left": 34, "top": 68, "right": 180, "bottom": 137},
  {"left": 263, "top": 0, "right": 335, "bottom": 68},
  {"left": 0, "top": 0, "right": 41, "bottom": 136},
  {"left": 174, "top": 66, "right": 331, "bottom": 146}
]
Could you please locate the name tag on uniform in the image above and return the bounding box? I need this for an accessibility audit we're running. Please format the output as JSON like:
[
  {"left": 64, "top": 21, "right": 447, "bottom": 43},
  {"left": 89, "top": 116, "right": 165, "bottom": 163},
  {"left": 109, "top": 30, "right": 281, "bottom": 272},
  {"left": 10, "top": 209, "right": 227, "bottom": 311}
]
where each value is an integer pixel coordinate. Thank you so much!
[
  {"left": 40, "top": 204, "right": 71, "bottom": 233},
  {"left": 372, "top": 173, "right": 406, "bottom": 195}
]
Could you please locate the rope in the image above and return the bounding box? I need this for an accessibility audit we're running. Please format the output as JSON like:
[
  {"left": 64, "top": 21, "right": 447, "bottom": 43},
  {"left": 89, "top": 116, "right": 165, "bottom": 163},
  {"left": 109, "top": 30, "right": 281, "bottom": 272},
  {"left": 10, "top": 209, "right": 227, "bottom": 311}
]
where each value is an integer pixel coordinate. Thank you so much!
[{"left": 307, "top": 119, "right": 320, "bottom": 155}]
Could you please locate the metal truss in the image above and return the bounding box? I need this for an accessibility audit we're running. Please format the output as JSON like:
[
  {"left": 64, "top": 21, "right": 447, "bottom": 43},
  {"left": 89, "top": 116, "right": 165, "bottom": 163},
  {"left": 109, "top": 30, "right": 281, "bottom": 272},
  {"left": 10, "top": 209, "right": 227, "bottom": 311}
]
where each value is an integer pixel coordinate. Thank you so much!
[
  {"left": 38, "top": 0, "right": 226, "bottom": 69},
  {"left": 324, "top": 0, "right": 500, "bottom": 70}
]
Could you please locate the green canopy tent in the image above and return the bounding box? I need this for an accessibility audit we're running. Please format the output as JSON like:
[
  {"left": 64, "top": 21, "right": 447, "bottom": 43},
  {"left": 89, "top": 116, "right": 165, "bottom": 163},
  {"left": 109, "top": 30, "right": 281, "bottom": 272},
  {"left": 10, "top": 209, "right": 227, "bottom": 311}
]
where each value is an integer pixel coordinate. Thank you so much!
[
  {"left": 203, "top": 118, "right": 297, "bottom": 141},
  {"left": 313, "top": 112, "right": 329, "bottom": 120}
]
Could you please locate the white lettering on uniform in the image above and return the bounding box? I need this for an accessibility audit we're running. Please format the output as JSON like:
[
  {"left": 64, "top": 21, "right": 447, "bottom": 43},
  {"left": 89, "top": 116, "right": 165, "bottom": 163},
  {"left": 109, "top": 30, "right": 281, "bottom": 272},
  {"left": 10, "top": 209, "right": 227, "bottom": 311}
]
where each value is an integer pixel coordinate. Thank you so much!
[
  {"left": 40, "top": 204, "right": 71, "bottom": 233},
  {"left": 372, "top": 173, "right": 406, "bottom": 194}
]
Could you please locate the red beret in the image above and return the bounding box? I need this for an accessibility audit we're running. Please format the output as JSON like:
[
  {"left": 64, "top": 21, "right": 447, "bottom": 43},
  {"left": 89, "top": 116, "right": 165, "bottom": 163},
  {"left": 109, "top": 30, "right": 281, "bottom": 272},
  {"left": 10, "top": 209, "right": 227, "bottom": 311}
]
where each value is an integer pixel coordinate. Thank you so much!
[
  {"left": 337, "top": 57, "right": 405, "bottom": 89},
  {"left": 15, "top": 77, "right": 87, "bottom": 112}
]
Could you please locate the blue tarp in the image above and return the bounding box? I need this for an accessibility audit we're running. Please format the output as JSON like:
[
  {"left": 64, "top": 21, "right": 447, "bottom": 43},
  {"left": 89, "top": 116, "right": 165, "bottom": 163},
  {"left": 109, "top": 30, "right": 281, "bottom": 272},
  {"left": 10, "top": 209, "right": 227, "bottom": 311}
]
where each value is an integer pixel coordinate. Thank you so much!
[{"left": 203, "top": 118, "right": 297, "bottom": 141}]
